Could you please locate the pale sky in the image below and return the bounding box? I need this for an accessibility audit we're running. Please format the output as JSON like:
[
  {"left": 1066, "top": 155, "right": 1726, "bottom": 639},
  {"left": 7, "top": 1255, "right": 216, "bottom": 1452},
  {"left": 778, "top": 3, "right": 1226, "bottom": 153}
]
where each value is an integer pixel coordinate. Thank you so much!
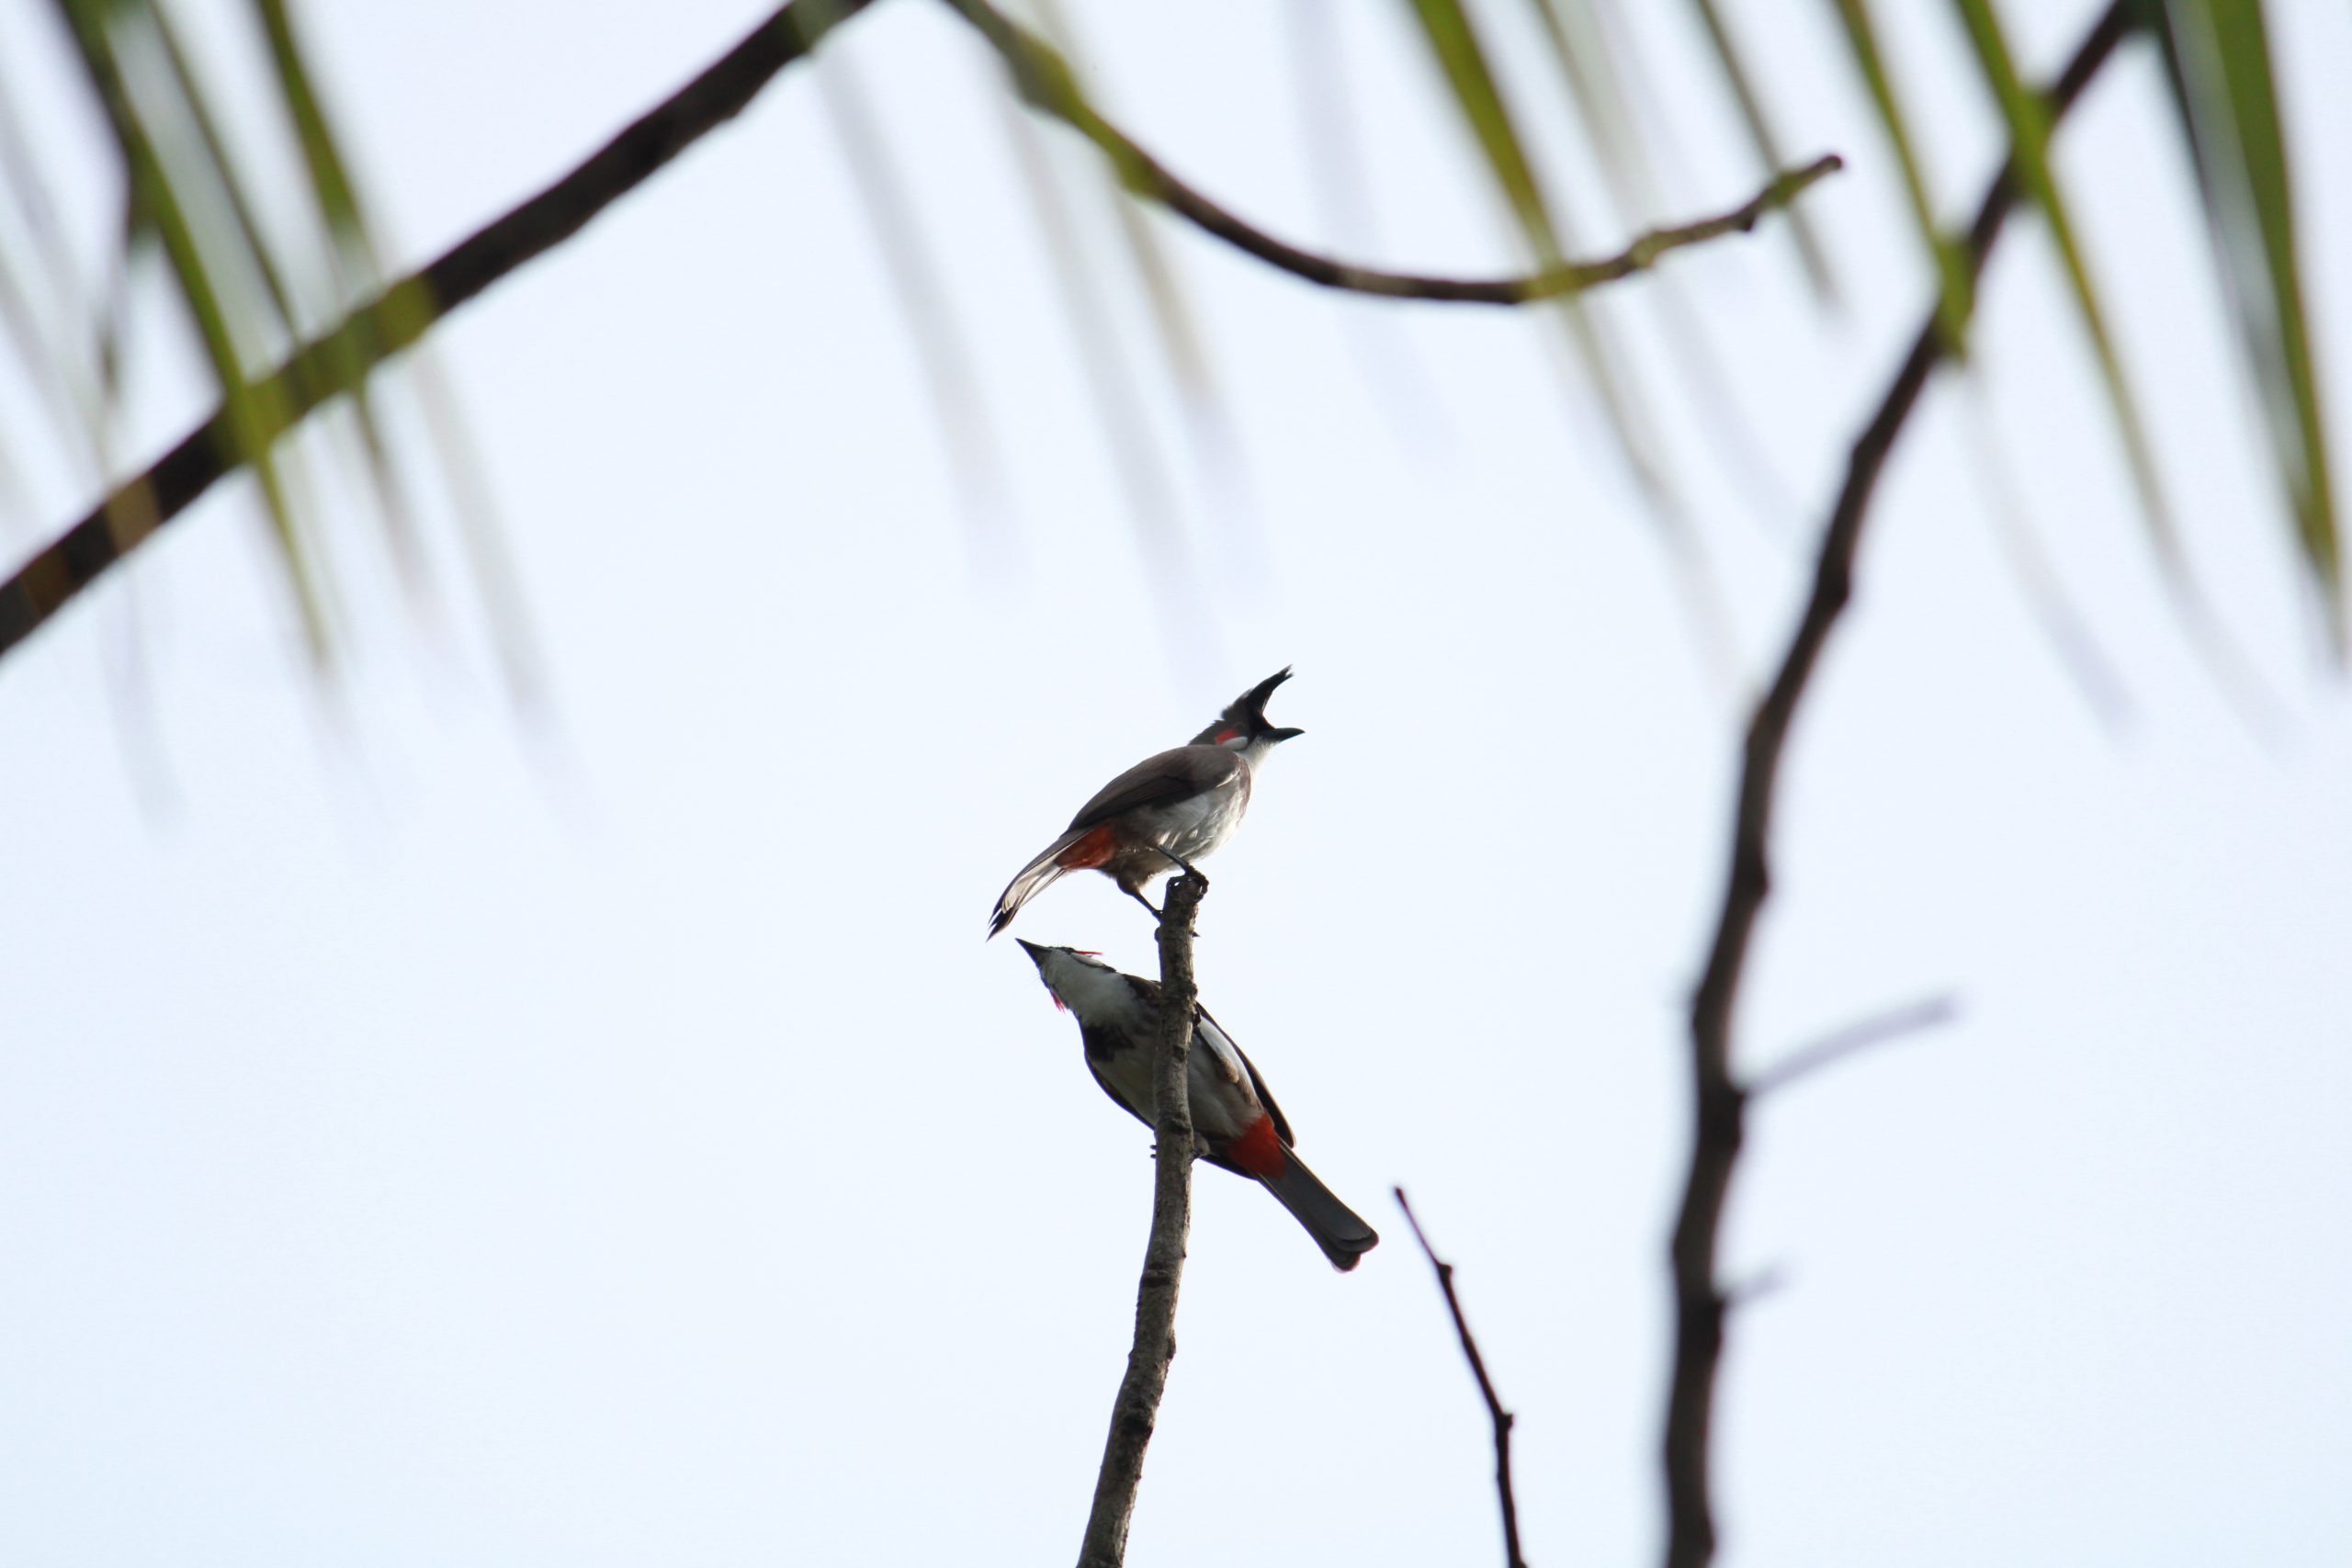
[{"left": 1, "top": 1, "right": 2346, "bottom": 1564}]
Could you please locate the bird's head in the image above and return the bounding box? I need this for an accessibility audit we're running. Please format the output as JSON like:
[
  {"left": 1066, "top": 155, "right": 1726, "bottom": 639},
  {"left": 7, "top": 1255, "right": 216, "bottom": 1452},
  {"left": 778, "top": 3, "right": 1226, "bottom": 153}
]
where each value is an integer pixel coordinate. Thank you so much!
[
  {"left": 1188, "top": 665, "right": 1306, "bottom": 752},
  {"left": 1014, "top": 940, "right": 1123, "bottom": 1017}
]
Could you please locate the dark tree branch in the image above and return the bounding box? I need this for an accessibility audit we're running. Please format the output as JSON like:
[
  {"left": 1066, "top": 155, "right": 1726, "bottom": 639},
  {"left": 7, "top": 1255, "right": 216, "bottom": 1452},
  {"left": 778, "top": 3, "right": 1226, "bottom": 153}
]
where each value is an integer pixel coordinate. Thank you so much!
[
  {"left": 1076, "top": 870, "right": 1205, "bottom": 1568},
  {"left": 0, "top": 0, "right": 880, "bottom": 663},
  {"left": 1396, "top": 1188, "right": 1528, "bottom": 1568},
  {"left": 939, "top": 0, "right": 1839, "bottom": 306},
  {"left": 1661, "top": 7, "right": 2136, "bottom": 1568},
  {"left": 1747, "top": 993, "right": 1958, "bottom": 1098}
]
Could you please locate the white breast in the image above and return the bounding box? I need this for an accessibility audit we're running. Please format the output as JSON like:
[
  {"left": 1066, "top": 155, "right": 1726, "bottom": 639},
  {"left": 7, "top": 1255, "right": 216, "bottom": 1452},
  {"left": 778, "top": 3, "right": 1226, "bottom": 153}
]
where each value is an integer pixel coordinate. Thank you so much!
[{"left": 1153, "top": 773, "right": 1250, "bottom": 861}]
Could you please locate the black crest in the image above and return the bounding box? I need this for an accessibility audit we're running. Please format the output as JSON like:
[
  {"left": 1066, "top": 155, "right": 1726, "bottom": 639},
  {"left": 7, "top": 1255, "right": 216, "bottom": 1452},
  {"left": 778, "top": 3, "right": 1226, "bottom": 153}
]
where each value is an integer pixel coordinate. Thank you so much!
[{"left": 1190, "top": 666, "right": 1301, "bottom": 745}]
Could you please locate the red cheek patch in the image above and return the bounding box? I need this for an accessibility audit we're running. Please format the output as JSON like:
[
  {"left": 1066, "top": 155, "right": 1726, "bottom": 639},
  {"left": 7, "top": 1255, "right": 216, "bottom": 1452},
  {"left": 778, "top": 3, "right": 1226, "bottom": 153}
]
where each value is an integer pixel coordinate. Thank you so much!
[{"left": 1213, "top": 728, "right": 1239, "bottom": 744}]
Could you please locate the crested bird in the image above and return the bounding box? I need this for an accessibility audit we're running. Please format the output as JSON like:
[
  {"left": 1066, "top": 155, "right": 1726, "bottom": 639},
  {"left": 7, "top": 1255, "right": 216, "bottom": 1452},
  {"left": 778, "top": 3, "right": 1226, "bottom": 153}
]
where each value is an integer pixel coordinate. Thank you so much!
[
  {"left": 987, "top": 667, "right": 1303, "bottom": 938},
  {"left": 1016, "top": 941, "right": 1379, "bottom": 1271}
]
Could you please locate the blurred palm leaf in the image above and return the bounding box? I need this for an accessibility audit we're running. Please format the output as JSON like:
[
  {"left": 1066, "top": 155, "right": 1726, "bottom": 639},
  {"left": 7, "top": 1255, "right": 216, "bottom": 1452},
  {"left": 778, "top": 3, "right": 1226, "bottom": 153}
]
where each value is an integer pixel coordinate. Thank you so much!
[
  {"left": 1530, "top": 0, "right": 1804, "bottom": 525},
  {"left": 1949, "top": 0, "right": 2186, "bottom": 581},
  {"left": 1689, "top": 0, "right": 1838, "bottom": 303},
  {"left": 1399, "top": 0, "right": 1670, "bottom": 502},
  {"left": 41, "top": 0, "right": 478, "bottom": 668},
  {"left": 254, "top": 0, "right": 543, "bottom": 694},
  {"left": 5, "top": 0, "right": 2337, "bottom": 700},
  {"left": 2153, "top": 0, "right": 2340, "bottom": 647},
  {"left": 1404, "top": 0, "right": 1736, "bottom": 679},
  {"left": 1023, "top": 0, "right": 1259, "bottom": 558},
  {"left": 0, "top": 239, "right": 50, "bottom": 521},
  {"left": 0, "top": 77, "right": 106, "bottom": 473},
  {"left": 990, "top": 85, "right": 1210, "bottom": 660},
  {"left": 246, "top": 0, "right": 437, "bottom": 596},
  {"left": 1281, "top": 0, "right": 1454, "bottom": 455},
  {"left": 1528, "top": 0, "right": 1641, "bottom": 226},
  {"left": 1826, "top": 0, "right": 1971, "bottom": 353},
  {"left": 249, "top": 0, "right": 369, "bottom": 276},
  {"left": 1406, "top": 0, "right": 1566, "bottom": 263},
  {"left": 815, "top": 39, "right": 1012, "bottom": 544},
  {"left": 55, "top": 0, "right": 330, "bottom": 656}
]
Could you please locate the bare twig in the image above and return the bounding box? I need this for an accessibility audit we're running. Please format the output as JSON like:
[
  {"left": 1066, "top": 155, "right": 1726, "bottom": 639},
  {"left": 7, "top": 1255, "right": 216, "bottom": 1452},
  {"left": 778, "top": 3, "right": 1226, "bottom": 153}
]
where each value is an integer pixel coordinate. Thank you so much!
[
  {"left": 0, "top": 0, "right": 881, "bottom": 662},
  {"left": 1661, "top": 8, "right": 2136, "bottom": 1568},
  {"left": 1076, "top": 870, "right": 1206, "bottom": 1568},
  {"left": 1747, "top": 993, "right": 1958, "bottom": 1098},
  {"left": 939, "top": 0, "right": 1839, "bottom": 306},
  {"left": 1720, "top": 1264, "right": 1791, "bottom": 1313},
  {"left": 1396, "top": 1188, "right": 1527, "bottom": 1568}
]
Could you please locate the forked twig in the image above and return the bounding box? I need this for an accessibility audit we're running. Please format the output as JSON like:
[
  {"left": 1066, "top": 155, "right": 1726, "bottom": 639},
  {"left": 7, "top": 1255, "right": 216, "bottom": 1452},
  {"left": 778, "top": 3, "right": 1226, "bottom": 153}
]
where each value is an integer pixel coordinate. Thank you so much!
[{"left": 1661, "top": 7, "right": 2136, "bottom": 1568}]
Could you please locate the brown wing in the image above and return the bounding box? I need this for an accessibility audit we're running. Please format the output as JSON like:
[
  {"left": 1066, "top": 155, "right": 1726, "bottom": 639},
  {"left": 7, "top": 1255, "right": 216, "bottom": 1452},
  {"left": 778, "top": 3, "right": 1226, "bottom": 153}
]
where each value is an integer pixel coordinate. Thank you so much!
[
  {"left": 1081, "top": 1020, "right": 1152, "bottom": 1132},
  {"left": 1197, "top": 1004, "right": 1295, "bottom": 1149},
  {"left": 1109, "top": 981, "right": 1296, "bottom": 1176},
  {"left": 1067, "top": 745, "right": 1242, "bottom": 831}
]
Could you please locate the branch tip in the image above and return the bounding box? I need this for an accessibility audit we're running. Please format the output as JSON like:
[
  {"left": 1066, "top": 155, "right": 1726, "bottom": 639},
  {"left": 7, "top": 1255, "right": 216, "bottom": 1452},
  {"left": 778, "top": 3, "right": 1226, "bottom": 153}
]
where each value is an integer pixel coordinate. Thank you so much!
[
  {"left": 1747, "top": 993, "right": 1960, "bottom": 1098},
  {"left": 1396, "top": 1188, "right": 1529, "bottom": 1568}
]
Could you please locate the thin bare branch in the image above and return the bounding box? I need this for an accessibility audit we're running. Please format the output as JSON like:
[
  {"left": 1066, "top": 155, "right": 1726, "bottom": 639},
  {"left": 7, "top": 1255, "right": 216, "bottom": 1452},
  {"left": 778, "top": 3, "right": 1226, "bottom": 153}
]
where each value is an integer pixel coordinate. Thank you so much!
[
  {"left": 1396, "top": 1188, "right": 1527, "bottom": 1568},
  {"left": 1720, "top": 1263, "right": 1790, "bottom": 1312},
  {"left": 0, "top": 0, "right": 880, "bottom": 662},
  {"left": 1076, "top": 870, "right": 1205, "bottom": 1568},
  {"left": 1747, "top": 993, "right": 1958, "bottom": 1098},
  {"left": 939, "top": 0, "right": 1838, "bottom": 306},
  {"left": 1661, "top": 8, "right": 2136, "bottom": 1568}
]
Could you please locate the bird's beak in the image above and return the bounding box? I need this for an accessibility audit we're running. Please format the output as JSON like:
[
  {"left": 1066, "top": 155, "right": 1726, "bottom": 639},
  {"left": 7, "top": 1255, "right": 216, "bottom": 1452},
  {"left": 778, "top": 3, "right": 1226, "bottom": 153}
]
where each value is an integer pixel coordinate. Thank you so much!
[
  {"left": 1272, "top": 727, "right": 1305, "bottom": 742},
  {"left": 1014, "top": 938, "right": 1047, "bottom": 964}
]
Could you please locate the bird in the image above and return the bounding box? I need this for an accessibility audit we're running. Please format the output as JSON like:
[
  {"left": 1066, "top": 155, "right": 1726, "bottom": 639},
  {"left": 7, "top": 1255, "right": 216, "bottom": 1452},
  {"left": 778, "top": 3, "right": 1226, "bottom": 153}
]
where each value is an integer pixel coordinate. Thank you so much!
[
  {"left": 1015, "top": 940, "right": 1379, "bottom": 1271},
  {"left": 987, "top": 666, "right": 1304, "bottom": 939}
]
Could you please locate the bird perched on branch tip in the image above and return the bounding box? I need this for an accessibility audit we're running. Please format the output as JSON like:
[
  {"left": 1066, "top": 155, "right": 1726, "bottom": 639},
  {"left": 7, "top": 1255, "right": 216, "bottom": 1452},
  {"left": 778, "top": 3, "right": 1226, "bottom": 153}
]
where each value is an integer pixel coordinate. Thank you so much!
[
  {"left": 1016, "top": 941, "right": 1379, "bottom": 1271},
  {"left": 987, "top": 667, "right": 1303, "bottom": 938}
]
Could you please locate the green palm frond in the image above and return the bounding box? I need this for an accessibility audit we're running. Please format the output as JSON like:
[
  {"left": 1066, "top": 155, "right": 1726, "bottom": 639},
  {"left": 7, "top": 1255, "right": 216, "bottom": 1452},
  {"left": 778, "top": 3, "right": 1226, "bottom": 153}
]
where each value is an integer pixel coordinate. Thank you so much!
[
  {"left": 245, "top": 0, "right": 439, "bottom": 598},
  {"left": 1690, "top": 0, "right": 1838, "bottom": 303},
  {"left": 55, "top": 0, "right": 330, "bottom": 657},
  {"left": 1950, "top": 0, "right": 2182, "bottom": 580},
  {"left": 816, "top": 39, "right": 1012, "bottom": 541},
  {"left": 1400, "top": 0, "right": 1671, "bottom": 507},
  {"left": 41, "top": 0, "right": 492, "bottom": 668},
  {"left": 2154, "top": 0, "right": 2339, "bottom": 648},
  {"left": 1023, "top": 0, "right": 1251, "bottom": 536},
  {"left": 1827, "top": 0, "right": 1971, "bottom": 353}
]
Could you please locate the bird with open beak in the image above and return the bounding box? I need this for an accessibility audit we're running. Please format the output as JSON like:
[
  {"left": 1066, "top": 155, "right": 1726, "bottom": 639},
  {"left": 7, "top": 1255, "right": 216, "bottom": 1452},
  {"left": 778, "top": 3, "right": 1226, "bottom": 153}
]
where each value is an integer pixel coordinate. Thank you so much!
[{"left": 987, "top": 667, "right": 1304, "bottom": 939}]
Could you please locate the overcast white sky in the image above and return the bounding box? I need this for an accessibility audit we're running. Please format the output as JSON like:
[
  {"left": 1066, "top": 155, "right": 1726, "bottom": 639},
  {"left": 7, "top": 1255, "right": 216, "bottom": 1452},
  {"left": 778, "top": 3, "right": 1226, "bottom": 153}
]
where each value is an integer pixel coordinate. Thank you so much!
[{"left": 1, "top": 0, "right": 2347, "bottom": 1563}]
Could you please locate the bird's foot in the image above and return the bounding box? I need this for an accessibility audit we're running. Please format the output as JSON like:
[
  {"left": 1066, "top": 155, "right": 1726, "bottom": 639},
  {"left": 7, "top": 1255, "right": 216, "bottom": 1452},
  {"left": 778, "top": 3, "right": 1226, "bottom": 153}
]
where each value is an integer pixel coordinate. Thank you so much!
[{"left": 1160, "top": 852, "right": 1209, "bottom": 887}]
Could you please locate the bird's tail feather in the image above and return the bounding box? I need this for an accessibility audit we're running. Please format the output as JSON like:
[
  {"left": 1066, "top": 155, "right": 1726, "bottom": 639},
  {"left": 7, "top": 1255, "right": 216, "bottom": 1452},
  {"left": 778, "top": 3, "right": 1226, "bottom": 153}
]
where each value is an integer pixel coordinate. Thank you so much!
[
  {"left": 1261, "top": 1150, "right": 1380, "bottom": 1271},
  {"left": 987, "top": 830, "right": 1083, "bottom": 938}
]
